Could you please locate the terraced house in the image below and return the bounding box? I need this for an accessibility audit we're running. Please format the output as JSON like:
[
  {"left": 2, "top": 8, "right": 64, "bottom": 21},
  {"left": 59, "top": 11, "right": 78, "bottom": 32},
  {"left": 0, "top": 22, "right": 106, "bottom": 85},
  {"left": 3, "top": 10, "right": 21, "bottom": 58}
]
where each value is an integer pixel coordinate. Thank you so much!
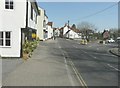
[{"left": 0, "top": 0, "right": 40, "bottom": 57}]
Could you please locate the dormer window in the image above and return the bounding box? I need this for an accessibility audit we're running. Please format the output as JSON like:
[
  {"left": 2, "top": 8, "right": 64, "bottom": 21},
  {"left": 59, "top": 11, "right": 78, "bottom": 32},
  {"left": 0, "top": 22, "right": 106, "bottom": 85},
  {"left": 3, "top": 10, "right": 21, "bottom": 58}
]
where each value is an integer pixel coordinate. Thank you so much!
[{"left": 5, "top": 0, "right": 14, "bottom": 9}]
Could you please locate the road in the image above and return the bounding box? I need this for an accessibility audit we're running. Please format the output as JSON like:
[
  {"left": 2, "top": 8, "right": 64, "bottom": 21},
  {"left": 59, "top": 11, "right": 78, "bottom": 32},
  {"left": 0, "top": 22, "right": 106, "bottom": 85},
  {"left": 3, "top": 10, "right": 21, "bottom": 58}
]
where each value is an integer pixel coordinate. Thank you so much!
[
  {"left": 57, "top": 38, "right": 118, "bottom": 86},
  {"left": 2, "top": 38, "right": 119, "bottom": 87}
]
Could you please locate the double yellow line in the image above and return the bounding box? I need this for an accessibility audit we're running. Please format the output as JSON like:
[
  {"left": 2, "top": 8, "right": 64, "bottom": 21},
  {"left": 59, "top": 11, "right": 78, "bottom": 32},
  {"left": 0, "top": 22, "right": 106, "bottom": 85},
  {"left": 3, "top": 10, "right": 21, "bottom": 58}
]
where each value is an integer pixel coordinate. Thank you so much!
[{"left": 69, "top": 60, "right": 88, "bottom": 88}]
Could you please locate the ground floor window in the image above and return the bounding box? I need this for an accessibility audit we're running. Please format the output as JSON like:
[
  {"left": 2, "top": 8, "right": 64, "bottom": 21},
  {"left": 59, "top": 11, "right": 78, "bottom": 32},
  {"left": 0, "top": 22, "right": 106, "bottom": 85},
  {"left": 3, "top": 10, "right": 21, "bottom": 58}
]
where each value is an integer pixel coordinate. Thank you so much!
[{"left": 0, "top": 31, "right": 11, "bottom": 47}]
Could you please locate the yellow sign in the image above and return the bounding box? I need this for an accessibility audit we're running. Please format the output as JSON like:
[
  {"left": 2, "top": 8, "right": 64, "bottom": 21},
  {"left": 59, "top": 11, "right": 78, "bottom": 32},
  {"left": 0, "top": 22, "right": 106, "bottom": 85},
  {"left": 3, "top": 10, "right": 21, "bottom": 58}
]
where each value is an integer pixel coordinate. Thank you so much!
[{"left": 32, "top": 33, "right": 36, "bottom": 38}]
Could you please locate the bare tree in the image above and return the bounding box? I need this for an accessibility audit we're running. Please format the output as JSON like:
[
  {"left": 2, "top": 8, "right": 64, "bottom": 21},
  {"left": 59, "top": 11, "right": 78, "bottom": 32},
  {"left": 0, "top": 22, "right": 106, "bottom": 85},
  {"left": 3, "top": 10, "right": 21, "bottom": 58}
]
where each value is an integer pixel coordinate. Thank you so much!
[
  {"left": 109, "top": 28, "right": 119, "bottom": 39},
  {"left": 77, "top": 21, "right": 96, "bottom": 41}
]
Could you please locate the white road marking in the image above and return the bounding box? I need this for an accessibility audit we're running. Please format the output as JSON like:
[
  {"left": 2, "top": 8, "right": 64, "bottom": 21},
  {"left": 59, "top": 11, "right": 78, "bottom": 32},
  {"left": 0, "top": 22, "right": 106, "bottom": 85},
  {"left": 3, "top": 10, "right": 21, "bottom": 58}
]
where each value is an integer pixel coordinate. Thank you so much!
[
  {"left": 93, "top": 52, "right": 117, "bottom": 57},
  {"left": 81, "top": 50, "right": 97, "bottom": 59},
  {"left": 73, "top": 45, "right": 78, "bottom": 48},
  {"left": 107, "top": 64, "right": 120, "bottom": 71}
]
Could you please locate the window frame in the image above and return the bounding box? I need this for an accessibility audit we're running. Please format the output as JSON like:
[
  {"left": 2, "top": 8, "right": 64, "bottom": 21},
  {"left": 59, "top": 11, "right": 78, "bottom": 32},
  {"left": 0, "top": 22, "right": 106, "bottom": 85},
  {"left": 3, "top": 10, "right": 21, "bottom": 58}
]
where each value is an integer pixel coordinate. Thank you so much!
[
  {"left": 31, "top": 4, "right": 33, "bottom": 20},
  {"left": 0, "top": 31, "right": 11, "bottom": 47},
  {"left": 5, "top": 0, "right": 14, "bottom": 10}
]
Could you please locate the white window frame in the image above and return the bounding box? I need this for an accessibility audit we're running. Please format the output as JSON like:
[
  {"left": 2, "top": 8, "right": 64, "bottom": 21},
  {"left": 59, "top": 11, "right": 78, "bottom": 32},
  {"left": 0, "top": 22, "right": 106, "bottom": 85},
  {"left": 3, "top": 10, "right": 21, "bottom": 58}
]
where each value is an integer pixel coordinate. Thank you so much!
[
  {"left": 5, "top": 0, "right": 14, "bottom": 10},
  {"left": 0, "top": 31, "right": 11, "bottom": 47}
]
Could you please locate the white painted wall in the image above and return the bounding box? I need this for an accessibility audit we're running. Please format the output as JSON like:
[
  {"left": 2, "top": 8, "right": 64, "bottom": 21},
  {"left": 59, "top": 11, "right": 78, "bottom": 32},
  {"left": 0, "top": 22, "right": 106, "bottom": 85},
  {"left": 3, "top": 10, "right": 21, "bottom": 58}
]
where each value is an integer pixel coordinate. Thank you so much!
[
  {"left": 0, "top": 0, "right": 26, "bottom": 57},
  {"left": 69, "top": 30, "right": 81, "bottom": 39},
  {"left": 0, "top": 0, "right": 38, "bottom": 57},
  {"left": 28, "top": 1, "right": 37, "bottom": 29},
  {"left": 47, "top": 25, "right": 53, "bottom": 39},
  {"left": 37, "top": 7, "right": 44, "bottom": 40},
  {"left": 63, "top": 26, "right": 69, "bottom": 35},
  {"left": 44, "top": 15, "right": 48, "bottom": 40},
  {"left": 54, "top": 28, "right": 60, "bottom": 37}
]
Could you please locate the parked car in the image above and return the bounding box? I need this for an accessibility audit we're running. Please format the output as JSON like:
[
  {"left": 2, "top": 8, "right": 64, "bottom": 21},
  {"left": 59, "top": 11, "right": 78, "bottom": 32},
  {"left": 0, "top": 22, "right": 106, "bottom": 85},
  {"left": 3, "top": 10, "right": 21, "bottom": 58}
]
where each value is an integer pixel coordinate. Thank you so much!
[{"left": 107, "top": 38, "right": 115, "bottom": 43}]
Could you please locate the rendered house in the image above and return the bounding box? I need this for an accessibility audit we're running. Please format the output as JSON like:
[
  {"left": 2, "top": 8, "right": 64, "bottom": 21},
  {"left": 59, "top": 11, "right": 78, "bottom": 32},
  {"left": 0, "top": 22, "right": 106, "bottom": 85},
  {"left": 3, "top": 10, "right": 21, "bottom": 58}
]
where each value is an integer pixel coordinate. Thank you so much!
[
  {"left": 0, "top": 0, "right": 39, "bottom": 57},
  {"left": 59, "top": 24, "right": 81, "bottom": 39},
  {"left": 47, "top": 22, "right": 53, "bottom": 39},
  {"left": 53, "top": 28, "right": 60, "bottom": 37},
  {"left": 37, "top": 7, "right": 48, "bottom": 41}
]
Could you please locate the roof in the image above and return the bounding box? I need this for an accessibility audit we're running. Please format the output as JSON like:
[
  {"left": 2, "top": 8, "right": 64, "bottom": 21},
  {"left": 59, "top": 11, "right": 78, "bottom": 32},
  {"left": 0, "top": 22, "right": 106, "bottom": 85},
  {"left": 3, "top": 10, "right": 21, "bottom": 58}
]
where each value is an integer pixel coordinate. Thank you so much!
[
  {"left": 70, "top": 27, "right": 81, "bottom": 33},
  {"left": 47, "top": 22, "right": 53, "bottom": 27},
  {"left": 59, "top": 27, "right": 64, "bottom": 30}
]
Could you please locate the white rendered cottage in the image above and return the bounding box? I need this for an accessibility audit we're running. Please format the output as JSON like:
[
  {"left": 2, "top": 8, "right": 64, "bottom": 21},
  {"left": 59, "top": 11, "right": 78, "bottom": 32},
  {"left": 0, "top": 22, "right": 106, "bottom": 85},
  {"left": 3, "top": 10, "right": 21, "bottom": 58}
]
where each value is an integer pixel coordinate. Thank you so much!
[
  {"left": 37, "top": 7, "right": 48, "bottom": 41},
  {"left": 61, "top": 24, "right": 81, "bottom": 39},
  {"left": 47, "top": 22, "right": 53, "bottom": 39},
  {"left": 0, "top": 0, "right": 39, "bottom": 57}
]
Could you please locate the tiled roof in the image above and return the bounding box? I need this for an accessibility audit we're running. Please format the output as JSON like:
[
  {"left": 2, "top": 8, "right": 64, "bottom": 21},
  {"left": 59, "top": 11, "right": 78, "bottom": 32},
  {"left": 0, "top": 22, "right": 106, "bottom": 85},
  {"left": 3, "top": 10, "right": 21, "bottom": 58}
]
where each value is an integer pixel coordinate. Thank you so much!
[
  {"left": 47, "top": 22, "right": 53, "bottom": 27},
  {"left": 70, "top": 27, "right": 81, "bottom": 33}
]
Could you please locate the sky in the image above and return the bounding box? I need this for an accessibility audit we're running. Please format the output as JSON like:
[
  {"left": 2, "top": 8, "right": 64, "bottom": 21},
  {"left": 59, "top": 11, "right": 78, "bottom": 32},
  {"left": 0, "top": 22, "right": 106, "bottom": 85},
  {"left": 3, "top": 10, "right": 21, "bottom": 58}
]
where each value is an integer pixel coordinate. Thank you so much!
[{"left": 37, "top": 2, "right": 118, "bottom": 32}]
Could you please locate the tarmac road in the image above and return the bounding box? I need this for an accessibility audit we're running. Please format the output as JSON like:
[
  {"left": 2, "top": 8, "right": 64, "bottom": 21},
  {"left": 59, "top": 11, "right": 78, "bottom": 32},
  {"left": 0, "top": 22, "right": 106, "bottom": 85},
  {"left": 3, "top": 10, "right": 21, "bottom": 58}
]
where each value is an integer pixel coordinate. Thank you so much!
[{"left": 57, "top": 38, "right": 118, "bottom": 87}]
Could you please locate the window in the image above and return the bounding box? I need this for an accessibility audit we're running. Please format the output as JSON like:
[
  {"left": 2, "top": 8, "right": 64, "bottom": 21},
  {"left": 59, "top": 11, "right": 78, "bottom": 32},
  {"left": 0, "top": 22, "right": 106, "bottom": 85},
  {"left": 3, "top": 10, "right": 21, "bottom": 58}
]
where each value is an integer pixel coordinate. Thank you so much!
[
  {"left": 35, "top": 14, "right": 37, "bottom": 24},
  {"left": 5, "top": 0, "right": 14, "bottom": 9},
  {"left": 43, "top": 20, "right": 46, "bottom": 28},
  {"left": 0, "top": 32, "right": 3, "bottom": 46},
  {"left": 31, "top": 5, "right": 33, "bottom": 20},
  {"left": 5, "top": 32, "right": 11, "bottom": 46},
  {"left": 0, "top": 31, "right": 11, "bottom": 47}
]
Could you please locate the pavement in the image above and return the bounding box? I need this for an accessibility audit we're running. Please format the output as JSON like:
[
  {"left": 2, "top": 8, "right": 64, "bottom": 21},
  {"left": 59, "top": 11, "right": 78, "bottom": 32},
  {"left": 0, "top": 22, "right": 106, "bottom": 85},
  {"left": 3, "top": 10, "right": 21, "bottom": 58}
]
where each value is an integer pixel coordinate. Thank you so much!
[{"left": 2, "top": 39, "right": 80, "bottom": 86}]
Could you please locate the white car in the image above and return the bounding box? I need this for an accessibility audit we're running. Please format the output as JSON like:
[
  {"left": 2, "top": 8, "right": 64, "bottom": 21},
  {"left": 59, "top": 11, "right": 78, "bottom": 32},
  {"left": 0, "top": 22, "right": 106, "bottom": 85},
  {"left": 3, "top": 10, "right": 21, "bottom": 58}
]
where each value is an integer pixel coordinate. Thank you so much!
[{"left": 107, "top": 38, "right": 115, "bottom": 43}]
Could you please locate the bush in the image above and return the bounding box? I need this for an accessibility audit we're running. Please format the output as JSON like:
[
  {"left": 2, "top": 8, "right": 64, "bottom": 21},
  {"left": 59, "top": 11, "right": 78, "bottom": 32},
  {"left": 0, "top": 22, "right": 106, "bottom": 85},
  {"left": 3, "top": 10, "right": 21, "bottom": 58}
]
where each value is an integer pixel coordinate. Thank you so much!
[{"left": 22, "top": 40, "right": 39, "bottom": 58}]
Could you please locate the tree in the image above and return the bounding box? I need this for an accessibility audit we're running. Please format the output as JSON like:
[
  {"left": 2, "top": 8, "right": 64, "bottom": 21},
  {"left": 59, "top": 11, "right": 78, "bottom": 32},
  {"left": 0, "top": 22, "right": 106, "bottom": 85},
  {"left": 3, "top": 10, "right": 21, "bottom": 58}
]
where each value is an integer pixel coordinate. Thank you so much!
[
  {"left": 109, "top": 28, "right": 119, "bottom": 39},
  {"left": 71, "top": 24, "right": 76, "bottom": 29},
  {"left": 77, "top": 21, "right": 96, "bottom": 41}
]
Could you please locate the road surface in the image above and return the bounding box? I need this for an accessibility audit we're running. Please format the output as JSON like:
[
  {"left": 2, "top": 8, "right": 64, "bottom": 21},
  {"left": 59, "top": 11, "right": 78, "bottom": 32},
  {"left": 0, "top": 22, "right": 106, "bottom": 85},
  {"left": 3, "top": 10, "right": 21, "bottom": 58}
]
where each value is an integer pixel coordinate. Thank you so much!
[{"left": 57, "top": 38, "right": 118, "bottom": 86}]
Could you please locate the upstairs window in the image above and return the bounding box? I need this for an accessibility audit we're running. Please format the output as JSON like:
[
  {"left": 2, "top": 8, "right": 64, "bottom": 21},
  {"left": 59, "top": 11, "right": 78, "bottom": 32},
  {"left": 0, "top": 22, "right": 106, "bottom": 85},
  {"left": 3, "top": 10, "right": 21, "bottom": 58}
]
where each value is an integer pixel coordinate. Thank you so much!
[
  {"left": 35, "top": 14, "right": 37, "bottom": 24},
  {"left": 31, "top": 5, "right": 33, "bottom": 20},
  {"left": 5, "top": 0, "right": 14, "bottom": 9},
  {"left": 43, "top": 20, "right": 46, "bottom": 28}
]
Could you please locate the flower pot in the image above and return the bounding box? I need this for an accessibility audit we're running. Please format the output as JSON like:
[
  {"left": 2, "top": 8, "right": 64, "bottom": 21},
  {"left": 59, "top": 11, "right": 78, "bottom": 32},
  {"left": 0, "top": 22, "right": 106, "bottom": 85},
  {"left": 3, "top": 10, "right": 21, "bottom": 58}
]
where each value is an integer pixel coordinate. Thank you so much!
[{"left": 22, "top": 53, "right": 29, "bottom": 60}]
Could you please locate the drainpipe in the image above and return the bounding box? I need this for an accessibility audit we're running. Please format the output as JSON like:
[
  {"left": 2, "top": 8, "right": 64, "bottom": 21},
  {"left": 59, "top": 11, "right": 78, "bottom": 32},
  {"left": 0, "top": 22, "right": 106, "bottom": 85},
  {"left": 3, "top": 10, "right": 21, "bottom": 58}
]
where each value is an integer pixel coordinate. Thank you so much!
[{"left": 26, "top": 0, "right": 28, "bottom": 40}]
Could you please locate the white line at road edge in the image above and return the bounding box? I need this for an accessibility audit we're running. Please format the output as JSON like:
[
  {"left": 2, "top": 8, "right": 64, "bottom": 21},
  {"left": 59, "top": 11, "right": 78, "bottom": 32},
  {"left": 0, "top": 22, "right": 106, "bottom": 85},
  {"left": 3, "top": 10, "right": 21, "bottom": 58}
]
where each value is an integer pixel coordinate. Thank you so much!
[{"left": 107, "top": 64, "right": 120, "bottom": 71}]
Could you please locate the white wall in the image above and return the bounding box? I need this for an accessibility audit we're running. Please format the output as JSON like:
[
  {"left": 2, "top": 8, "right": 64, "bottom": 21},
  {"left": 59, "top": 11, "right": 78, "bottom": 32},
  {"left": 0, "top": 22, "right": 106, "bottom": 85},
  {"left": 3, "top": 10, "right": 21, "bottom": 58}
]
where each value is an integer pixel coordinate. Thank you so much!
[
  {"left": 69, "top": 30, "right": 81, "bottom": 39},
  {"left": 0, "top": 0, "right": 26, "bottom": 57},
  {"left": 54, "top": 28, "right": 60, "bottom": 37},
  {"left": 44, "top": 15, "right": 48, "bottom": 40},
  {"left": 47, "top": 25, "right": 53, "bottom": 39},
  {"left": 63, "top": 26, "right": 69, "bottom": 35},
  {"left": 37, "top": 7, "right": 44, "bottom": 40},
  {"left": 28, "top": 1, "right": 37, "bottom": 30}
]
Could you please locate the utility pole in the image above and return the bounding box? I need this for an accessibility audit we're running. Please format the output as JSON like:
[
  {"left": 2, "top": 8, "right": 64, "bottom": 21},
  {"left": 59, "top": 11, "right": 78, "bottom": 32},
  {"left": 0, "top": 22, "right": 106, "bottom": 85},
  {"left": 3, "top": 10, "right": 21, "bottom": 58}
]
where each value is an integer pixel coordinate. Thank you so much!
[{"left": 68, "top": 20, "right": 69, "bottom": 27}]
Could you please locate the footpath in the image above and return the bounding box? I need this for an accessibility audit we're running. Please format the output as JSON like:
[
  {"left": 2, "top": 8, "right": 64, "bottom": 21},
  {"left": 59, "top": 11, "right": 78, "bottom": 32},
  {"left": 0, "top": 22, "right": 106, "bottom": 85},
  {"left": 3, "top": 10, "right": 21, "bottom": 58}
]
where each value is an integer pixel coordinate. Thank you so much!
[{"left": 2, "top": 39, "right": 80, "bottom": 86}]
